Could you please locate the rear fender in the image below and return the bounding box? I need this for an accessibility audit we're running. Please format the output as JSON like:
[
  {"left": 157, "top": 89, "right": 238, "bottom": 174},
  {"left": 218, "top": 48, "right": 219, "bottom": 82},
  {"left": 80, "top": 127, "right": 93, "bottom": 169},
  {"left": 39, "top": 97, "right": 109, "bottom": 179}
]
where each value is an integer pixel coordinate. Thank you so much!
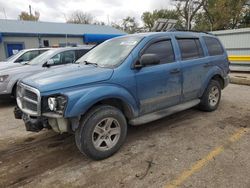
[{"left": 198, "top": 66, "right": 224, "bottom": 98}]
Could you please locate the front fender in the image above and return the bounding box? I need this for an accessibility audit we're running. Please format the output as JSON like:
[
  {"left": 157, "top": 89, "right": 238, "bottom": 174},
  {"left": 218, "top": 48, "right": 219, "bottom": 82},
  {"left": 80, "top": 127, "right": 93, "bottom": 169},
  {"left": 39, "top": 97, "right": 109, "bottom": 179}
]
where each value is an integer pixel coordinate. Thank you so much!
[
  {"left": 199, "top": 66, "right": 224, "bottom": 97},
  {"left": 63, "top": 84, "right": 139, "bottom": 118}
]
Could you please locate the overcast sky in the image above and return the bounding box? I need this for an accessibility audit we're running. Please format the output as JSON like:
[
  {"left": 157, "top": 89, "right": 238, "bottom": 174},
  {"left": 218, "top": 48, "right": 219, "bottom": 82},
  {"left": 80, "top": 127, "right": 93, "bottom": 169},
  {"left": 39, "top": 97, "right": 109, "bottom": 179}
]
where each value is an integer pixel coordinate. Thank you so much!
[{"left": 0, "top": 0, "right": 174, "bottom": 25}]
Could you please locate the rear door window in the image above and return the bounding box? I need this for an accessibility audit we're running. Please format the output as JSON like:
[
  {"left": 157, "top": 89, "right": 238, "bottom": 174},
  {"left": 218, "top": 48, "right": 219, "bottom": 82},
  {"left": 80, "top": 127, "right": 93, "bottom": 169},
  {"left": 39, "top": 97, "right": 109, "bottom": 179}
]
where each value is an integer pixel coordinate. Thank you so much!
[
  {"left": 143, "top": 40, "right": 175, "bottom": 64},
  {"left": 177, "top": 38, "right": 204, "bottom": 60},
  {"left": 204, "top": 37, "right": 224, "bottom": 56}
]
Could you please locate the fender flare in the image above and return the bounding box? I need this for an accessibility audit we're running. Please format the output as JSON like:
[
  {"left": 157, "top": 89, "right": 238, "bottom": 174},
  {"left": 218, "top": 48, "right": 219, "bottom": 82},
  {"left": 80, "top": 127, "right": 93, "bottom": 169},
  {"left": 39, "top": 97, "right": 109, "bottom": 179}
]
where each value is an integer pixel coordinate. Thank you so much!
[
  {"left": 63, "top": 85, "right": 139, "bottom": 118},
  {"left": 198, "top": 66, "right": 224, "bottom": 97}
]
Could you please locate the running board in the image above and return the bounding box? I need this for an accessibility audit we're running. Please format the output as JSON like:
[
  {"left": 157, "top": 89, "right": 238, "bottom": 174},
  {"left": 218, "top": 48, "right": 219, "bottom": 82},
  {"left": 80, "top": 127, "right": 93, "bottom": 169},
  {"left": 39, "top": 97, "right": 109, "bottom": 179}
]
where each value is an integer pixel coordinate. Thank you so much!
[{"left": 129, "top": 99, "right": 200, "bottom": 125}]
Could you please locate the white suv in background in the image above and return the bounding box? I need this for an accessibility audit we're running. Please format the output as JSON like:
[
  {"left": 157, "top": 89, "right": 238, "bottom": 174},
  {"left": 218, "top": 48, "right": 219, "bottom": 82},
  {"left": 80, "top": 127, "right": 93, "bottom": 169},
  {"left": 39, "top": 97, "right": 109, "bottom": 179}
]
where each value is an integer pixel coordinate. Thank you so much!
[{"left": 0, "top": 48, "right": 51, "bottom": 69}]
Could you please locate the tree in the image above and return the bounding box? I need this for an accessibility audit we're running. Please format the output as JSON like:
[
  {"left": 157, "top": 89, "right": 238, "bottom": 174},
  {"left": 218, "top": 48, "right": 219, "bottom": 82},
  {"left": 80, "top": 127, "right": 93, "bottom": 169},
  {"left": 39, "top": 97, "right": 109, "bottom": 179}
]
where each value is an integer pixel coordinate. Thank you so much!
[
  {"left": 194, "top": 0, "right": 249, "bottom": 31},
  {"left": 67, "top": 11, "right": 93, "bottom": 24},
  {"left": 174, "top": 0, "right": 206, "bottom": 30},
  {"left": 141, "top": 12, "right": 155, "bottom": 31},
  {"left": 141, "top": 9, "right": 183, "bottom": 31},
  {"left": 239, "top": 9, "right": 250, "bottom": 28},
  {"left": 121, "top": 17, "right": 139, "bottom": 34},
  {"left": 111, "top": 22, "right": 123, "bottom": 30},
  {"left": 19, "top": 11, "right": 40, "bottom": 21}
]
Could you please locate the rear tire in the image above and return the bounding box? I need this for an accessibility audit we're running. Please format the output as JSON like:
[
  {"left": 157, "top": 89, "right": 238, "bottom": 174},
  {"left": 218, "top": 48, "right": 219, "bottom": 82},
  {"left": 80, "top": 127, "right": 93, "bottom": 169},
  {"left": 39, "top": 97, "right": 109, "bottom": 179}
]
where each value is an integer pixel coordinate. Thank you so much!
[
  {"left": 198, "top": 80, "right": 221, "bottom": 112},
  {"left": 75, "top": 105, "right": 127, "bottom": 160}
]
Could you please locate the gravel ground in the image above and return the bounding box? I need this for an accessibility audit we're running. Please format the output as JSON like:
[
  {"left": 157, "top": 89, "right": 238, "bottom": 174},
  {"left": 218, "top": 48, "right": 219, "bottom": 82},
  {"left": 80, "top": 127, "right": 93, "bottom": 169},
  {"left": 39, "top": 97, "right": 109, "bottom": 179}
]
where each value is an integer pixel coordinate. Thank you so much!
[{"left": 0, "top": 84, "right": 249, "bottom": 188}]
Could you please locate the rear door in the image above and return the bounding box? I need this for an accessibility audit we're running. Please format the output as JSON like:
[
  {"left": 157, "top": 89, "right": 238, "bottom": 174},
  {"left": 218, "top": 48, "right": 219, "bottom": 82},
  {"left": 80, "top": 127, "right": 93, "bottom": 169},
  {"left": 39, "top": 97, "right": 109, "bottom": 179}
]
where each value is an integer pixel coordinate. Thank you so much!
[
  {"left": 176, "top": 37, "right": 209, "bottom": 101},
  {"left": 135, "top": 38, "right": 182, "bottom": 115}
]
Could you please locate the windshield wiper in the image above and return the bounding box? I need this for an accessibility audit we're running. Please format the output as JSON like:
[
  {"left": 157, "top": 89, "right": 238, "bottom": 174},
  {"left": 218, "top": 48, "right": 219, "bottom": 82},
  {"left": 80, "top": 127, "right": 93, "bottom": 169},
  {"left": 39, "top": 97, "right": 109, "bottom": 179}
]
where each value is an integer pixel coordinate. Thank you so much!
[{"left": 84, "top": 60, "right": 98, "bottom": 67}]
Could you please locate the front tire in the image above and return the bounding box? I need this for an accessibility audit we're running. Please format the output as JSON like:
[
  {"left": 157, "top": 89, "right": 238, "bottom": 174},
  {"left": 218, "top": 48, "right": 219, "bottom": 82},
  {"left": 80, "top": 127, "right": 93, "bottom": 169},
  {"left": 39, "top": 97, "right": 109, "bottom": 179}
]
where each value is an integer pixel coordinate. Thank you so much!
[
  {"left": 198, "top": 80, "right": 221, "bottom": 112},
  {"left": 75, "top": 105, "right": 127, "bottom": 160}
]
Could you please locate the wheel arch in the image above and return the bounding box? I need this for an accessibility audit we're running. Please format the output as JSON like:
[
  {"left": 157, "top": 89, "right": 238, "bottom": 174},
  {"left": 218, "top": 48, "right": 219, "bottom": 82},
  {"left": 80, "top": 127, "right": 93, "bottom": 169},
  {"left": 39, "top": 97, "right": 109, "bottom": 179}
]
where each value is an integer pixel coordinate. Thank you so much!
[
  {"left": 64, "top": 85, "right": 139, "bottom": 119},
  {"left": 199, "top": 68, "right": 225, "bottom": 98},
  {"left": 84, "top": 97, "right": 136, "bottom": 120}
]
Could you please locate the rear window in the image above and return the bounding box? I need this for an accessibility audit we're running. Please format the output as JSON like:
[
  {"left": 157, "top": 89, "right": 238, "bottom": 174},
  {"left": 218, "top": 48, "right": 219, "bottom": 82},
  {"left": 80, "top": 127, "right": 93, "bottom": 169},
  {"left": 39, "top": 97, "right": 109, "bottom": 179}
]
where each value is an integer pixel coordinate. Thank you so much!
[
  {"left": 204, "top": 37, "right": 224, "bottom": 56},
  {"left": 177, "top": 38, "right": 204, "bottom": 60}
]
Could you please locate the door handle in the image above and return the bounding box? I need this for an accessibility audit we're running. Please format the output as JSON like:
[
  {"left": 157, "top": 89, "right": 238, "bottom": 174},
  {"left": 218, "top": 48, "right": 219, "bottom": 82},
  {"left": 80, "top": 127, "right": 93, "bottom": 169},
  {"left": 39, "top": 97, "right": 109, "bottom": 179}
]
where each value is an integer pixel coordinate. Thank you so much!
[{"left": 170, "top": 68, "right": 180, "bottom": 74}]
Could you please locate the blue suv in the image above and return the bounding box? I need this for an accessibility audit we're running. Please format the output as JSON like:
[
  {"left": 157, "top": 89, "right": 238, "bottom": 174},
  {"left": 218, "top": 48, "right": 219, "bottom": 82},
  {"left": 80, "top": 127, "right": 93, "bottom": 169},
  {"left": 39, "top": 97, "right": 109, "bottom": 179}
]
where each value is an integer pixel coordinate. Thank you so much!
[{"left": 16, "top": 32, "right": 229, "bottom": 160}]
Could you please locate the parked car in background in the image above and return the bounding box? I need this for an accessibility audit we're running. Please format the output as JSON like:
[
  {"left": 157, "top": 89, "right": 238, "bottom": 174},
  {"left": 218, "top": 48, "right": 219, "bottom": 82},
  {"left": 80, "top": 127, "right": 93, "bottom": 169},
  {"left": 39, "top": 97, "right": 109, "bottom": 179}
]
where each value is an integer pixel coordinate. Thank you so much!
[
  {"left": 15, "top": 32, "right": 229, "bottom": 160},
  {"left": 0, "top": 48, "right": 51, "bottom": 69},
  {"left": 0, "top": 46, "right": 93, "bottom": 98}
]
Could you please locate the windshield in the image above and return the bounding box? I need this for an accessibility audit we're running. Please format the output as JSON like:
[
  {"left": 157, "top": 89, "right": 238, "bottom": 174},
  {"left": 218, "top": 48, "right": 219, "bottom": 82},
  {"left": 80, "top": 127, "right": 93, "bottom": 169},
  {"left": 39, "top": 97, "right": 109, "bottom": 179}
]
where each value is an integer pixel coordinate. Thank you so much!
[
  {"left": 76, "top": 36, "right": 143, "bottom": 68},
  {"left": 28, "top": 49, "right": 57, "bottom": 65},
  {"left": 5, "top": 50, "right": 24, "bottom": 62}
]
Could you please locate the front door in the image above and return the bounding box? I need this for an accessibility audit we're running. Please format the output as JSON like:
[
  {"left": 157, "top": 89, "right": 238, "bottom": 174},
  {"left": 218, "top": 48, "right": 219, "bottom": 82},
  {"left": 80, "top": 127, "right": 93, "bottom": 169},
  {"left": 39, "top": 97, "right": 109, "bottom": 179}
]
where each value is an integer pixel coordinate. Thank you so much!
[{"left": 135, "top": 39, "right": 182, "bottom": 115}]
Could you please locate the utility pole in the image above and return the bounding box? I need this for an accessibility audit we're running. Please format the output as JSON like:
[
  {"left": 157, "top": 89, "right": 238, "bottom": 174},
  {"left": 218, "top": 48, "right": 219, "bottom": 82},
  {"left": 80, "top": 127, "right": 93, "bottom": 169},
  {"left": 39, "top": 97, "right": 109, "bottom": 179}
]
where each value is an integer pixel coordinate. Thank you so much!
[
  {"left": 29, "top": 5, "right": 32, "bottom": 16},
  {"left": 187, "top": 0, "right": 193, "bottom": 31},
  {"left": 2, "top": 8, "right": 7, "bottom": 19},
  {"left": 107, "top": 15, "right": 110, "bottom": 25}
]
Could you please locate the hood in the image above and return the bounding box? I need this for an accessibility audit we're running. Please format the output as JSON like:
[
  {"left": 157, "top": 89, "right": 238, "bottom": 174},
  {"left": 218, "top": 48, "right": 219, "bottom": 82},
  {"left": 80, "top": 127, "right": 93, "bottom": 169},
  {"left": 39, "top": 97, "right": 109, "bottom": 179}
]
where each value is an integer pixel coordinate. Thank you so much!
[
  {"left": 22, "top": 64, "right": 114, "bottom": 92},
  {"left": 0, "top": 62, "right": 23, "bottom": 70},
  {"left": 0, "top": 64, "right": 41, "bottom": 76}
]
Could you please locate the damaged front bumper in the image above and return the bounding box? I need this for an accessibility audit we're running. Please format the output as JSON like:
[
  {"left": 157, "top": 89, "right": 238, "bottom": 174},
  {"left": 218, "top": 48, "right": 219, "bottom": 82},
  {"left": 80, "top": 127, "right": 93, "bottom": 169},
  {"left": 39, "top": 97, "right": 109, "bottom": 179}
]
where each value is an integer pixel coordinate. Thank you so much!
[
  {"left": 14, "top": 106, "right": 50, "bottom": 132},
  {"left": 14, "top": 106, "right": 79, "bottom": 133}
]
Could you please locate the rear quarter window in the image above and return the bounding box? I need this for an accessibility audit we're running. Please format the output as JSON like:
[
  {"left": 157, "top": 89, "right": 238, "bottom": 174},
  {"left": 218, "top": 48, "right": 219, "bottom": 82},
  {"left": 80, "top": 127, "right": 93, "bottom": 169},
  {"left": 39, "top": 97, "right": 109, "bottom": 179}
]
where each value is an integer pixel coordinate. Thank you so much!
[
  {"left": 204, "top": 37, "right": 224, "bottom": 56},
  {"left": 177, "top": 38, "right": 204, "bottom": 61}
]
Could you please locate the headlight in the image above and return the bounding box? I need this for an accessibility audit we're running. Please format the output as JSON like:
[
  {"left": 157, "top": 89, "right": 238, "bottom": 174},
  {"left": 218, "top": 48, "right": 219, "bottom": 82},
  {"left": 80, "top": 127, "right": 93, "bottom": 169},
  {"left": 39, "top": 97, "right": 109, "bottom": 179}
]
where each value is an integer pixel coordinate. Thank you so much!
[
  {"left": 48, "top": 96, "right": 67, "bottom": 113},
  {"left": 0, "top": 75, "right": 9, "bottom": 82},
  {"left": 48, "top": 97, "right": 57, "bottom": 111}
]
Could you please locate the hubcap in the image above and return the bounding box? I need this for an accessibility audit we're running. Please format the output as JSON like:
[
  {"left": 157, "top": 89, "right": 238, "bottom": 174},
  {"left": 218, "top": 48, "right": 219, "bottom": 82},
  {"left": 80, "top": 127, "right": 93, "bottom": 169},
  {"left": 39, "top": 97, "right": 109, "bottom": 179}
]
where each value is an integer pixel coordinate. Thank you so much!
[
  {"left": 208, "top": 86, "right": 220, "bottom": 107},
  {"left": 92, "top": 117, "right": 121, "bottom": 151}
]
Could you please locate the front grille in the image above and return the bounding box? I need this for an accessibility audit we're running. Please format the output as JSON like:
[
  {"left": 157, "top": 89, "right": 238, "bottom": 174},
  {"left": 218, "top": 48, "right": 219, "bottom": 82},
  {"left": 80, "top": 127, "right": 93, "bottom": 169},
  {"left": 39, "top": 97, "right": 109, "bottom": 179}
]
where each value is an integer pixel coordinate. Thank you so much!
[
  {"left": 16, "top": 83, "right": 41, "bottom": 116},
  {"left": 25, "top": 90, "right": 38, "bottom": 101}
]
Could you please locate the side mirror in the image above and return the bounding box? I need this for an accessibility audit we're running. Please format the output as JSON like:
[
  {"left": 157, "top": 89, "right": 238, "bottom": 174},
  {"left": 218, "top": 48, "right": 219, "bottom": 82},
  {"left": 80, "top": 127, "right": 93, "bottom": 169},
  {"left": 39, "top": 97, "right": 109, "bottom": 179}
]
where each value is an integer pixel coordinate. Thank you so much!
[
  {"left": 139, "top": 54, "right": 160, "bottom": 67},
  {"left": 46, "top": 59, "right": 54, "bottom": 66}
]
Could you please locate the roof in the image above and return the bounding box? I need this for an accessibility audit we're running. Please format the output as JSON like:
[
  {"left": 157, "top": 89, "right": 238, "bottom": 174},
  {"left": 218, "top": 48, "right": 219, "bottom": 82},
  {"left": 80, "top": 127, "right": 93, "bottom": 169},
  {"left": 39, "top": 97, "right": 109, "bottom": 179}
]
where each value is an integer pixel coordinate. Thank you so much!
[
  {"left": 21, "top": 48, "right": 52, "bottom": 52},
  {"left": 212, "top": 28, "right": 250, "bottom": 35},
  {"left": 0, "top": 19, "right": 126, "bottom": 36}
]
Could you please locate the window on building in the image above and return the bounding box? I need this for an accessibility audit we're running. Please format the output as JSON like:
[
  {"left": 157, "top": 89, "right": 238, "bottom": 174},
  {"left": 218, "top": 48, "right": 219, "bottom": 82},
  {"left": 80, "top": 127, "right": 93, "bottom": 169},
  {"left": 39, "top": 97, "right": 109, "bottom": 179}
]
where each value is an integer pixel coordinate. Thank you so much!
[
  {"left": 177, "top": 38, "right": 204, "bottom": 60},
  {"left": 204, "top": 37, "right": 224, "bottom": 56},
  {"left": 43, "top": 40, "right": 49, "bottom": 47},
  {"left": 143, "top": 40, "right": 175, "bottom": 64}
]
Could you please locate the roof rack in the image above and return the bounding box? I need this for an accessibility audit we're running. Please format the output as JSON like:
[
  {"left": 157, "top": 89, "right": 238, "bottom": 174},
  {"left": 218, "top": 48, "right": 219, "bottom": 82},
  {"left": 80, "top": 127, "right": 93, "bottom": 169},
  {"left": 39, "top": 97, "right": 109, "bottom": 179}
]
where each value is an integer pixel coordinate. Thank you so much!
[{"left": 166, "top": 28, "right": 214, "bottom": 35}]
